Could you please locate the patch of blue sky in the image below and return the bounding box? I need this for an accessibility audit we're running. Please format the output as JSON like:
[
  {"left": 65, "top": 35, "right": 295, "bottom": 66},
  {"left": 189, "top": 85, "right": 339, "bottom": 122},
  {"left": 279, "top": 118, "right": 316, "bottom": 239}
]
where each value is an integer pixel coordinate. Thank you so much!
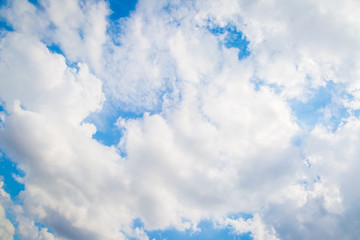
[
  {"left": 28, "top": 0, "right": 41, "bottom": 8},
  {"left": 131, "top": 216, "right": 253, "bottom": 240},
  {"left": 1, "top": 106, "right": 26, "bottom": 202},
  {"left": 85, "top": 100, "right": 145, "bottom": 147},
  {"left": 146, "top": 225, "right": 252, "bottom": 240},
  {"left": 87, "top": 83, "right": 171, "bottom": 148},
  {"left": 207, "top": 23, "right": 250, "bottom": 60},
  {"left": 108, "top": 0, "right": 137, "bottom": 21},
  {"left": 0, "top": 4, "right": 13, "bottom": 33},
  {"left": 227, "top": 212, "right": 253, "bottom": 221},
  {"left": 46, "top": 43, "right": 64, "bottom": 55},
  {"left": 0, "top": 150, "right": 25, "bottom": 201},
  {"left": 0, "top": 105, "right": 4, "bottom": 129},
  {"left": 106, "top": 0, "right": 138, "bottom": 45},
  {"left": 0, "top": 19, "right": 13, "bottom": 32},
  {"left": 146, "top": 222, "right": 252, "bottom": 240},
  {"left": 290, "top": 81, "right": 350, "bottom": 131}
]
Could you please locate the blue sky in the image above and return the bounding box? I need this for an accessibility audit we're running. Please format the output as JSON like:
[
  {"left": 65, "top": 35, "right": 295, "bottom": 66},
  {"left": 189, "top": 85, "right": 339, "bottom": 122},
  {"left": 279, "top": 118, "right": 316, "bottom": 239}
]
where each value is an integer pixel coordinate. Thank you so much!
[
  {"left": 0, "top": 150, "right": 24, "bottom": 201},
  {"left": 1, "top": 0, "right": 360, "bottom": 240}
]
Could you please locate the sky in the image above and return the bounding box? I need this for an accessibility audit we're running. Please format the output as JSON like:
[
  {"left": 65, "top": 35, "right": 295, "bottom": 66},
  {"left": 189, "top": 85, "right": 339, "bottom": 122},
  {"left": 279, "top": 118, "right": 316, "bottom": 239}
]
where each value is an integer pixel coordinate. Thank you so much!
[{"left": 0, "top": 0, "right": 360, "bottom": 239}]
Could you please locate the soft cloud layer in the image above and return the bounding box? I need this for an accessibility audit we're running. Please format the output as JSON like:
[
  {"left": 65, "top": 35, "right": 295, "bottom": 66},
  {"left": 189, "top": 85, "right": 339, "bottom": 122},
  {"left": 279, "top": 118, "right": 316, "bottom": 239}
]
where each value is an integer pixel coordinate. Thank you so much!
[{"left": 1, "top": 0, "right": 360, "bottom": 239}]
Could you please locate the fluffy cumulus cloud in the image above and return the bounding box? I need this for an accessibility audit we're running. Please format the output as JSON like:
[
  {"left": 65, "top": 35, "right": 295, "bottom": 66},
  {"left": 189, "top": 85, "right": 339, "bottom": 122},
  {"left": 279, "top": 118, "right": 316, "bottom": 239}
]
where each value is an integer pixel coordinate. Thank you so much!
[{"left": 0, "top": 0, "right": 360, "bottom": 239}]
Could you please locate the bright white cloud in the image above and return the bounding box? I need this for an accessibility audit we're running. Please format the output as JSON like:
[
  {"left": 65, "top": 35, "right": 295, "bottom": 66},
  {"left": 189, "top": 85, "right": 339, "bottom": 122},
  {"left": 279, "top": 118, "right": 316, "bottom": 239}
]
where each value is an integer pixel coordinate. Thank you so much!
[
  {"left": 0, "top": 31, "right": 104, "bottom": 127},
  {"left": 1, "top": 0, "right": 360, "bottom": 239}
]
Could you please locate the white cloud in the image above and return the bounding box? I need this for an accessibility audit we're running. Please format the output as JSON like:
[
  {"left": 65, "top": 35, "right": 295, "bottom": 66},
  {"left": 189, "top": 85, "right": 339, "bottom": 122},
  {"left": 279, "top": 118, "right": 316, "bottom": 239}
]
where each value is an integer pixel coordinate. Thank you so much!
[
  {"left": 16, "top": 217, "right": 55, "bottom": 240},
  {"left": 1, "top": 0, "right": 360, "bottom": 239},
  {"left": 208, "top": 0, "right": 360, "bottom": 100},
  {"left": 0, "top": 104, "right": 132, "bottom": 239},
  {"left": 0, "top": 31, "right": 104, "bottom": 126},
  {"left": 0, "top": 205, "right": 14, "bottom": 240},
  {"left": 0, "top": 0, "right": 50, "bottom": 37},
  {"left": 219, "top": 214, "right": 280, "bottom": 240},
  {"left": 41, "top": 0, "right": 109, "bottom": 71}
]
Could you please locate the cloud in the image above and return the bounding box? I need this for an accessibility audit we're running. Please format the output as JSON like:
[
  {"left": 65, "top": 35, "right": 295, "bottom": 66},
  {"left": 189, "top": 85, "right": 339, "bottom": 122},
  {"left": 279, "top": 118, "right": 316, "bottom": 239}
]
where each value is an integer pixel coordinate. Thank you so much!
[
  {"left": 0, "top": 103, "right": 133, "bottom": 239},
  {"left": 0, "top": 0, "right": 360, "bottom": 239},
  {"left": 1, "top": 181, "right": 56, "bottom": 240},
  {"left": 0, "top": 182, "right": 15, "bottom": 240},
  {"left": 0, "top": 31, "right": 104, "bottom": 127},
  {"left": 218, "top": 214, "right": 280, "bottom": 240}
]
